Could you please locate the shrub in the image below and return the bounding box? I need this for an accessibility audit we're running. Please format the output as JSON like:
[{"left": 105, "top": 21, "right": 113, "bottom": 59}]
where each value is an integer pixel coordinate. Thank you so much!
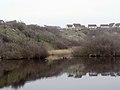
[
  {"left": 73, "top": 31, "right": 120, "bottom": 57},
  {"left": 0, "top": 39, "right": 48, "bottom": 60},
  {"left": 1, "top": 43, "right": 22, "bottom": 59},
  {"left": 6, "top": 20, "right": 26, "bottom": 31},
  {"left": 20, "top": 40, "right": 48, "bottom": 60}
]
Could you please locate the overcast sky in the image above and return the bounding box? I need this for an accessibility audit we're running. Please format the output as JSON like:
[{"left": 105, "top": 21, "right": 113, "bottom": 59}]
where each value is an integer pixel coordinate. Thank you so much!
[{"left": 0, "top": 0, "right": 120, "bottom": 27}]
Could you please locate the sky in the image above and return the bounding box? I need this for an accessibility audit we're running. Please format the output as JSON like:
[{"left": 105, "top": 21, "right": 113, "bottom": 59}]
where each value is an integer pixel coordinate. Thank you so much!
[{"left": 0, "top": 0, "right": 120, "bottom": 27}]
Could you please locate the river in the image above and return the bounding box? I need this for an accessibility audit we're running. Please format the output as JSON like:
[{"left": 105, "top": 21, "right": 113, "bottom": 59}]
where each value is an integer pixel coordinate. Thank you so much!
[{"left": 0, "top": 57, "right": 120, "bottom": 90}]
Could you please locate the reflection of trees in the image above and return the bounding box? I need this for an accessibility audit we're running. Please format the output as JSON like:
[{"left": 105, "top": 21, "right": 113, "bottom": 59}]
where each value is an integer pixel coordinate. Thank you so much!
[
  {"left": 0, "top": 59, "right": 83, "bottom": 89},
  {"left": 66, "top": 57, "right": 120, "bottom": 78},
  {"left": 0, "top": 58, "right": 120, "bottom": 89}
]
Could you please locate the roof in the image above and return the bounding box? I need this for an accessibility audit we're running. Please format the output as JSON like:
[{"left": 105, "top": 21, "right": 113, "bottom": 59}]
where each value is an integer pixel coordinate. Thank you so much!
[
  {"left": 88, "top": 24, "right": 97, "bottom": 27},
  {"left": 0, "top": 20, "right": 4, "bottom": 23},
  {"left": 67, "top": 24, "right": 73, "bottom": 27},
  {"left": 6, "top": 20, "right": 17, "bottom": 24},
  {"left": 73, "top": 23, "right": 81, "bottom": 27},
  {"left": 109, "top": 23, "right": 115, "bottom": 27},
  {"left": 100, "top": 24, "right": 109, "bottom": 26},
  {"left": 115, "top": 23, "right": 120, "bottom": 27},
  {"left": 81, "top": 25, "right": 85, "bottom": 27}
]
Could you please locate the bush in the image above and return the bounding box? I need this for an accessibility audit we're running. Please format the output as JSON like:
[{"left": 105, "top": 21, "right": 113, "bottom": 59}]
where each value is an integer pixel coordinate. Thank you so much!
[
  {"left": 0, "top": 39, "right": 48, "bottom": 60},
  {"left": 1, "top": 43, "right": 22, "bottom": 59},
  {"left": 73, "top": 31, "right": 120, "bottom": 57},
  {"left": 20, "top": 40, "right": 48, "bottom": 59},
  {"left": 6, "top": 20, "right": 26, "bottom": 31}
]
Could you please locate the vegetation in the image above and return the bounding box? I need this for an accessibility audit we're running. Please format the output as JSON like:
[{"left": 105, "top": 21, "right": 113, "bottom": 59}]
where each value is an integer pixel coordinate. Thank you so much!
[
  {"left": 0, "top": 20, "right": 81, "bottom": 60},
  {"left": 73, "top": 31, "right": 120, "bottom": 57},
  {"left": 1, "top": 20, "right": 120, "bottom": 59}
]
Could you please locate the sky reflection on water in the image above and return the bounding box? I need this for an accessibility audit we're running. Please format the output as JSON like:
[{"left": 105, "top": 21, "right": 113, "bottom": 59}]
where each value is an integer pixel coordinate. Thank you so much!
[{"left": 8, "top": 74, "right": 120, "bottom": 90}]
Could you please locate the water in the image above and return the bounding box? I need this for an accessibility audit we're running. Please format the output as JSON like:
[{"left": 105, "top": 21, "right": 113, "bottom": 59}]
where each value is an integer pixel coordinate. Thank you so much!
[{"left": 0, "top": 57, "right": 120, "bottom": 90}]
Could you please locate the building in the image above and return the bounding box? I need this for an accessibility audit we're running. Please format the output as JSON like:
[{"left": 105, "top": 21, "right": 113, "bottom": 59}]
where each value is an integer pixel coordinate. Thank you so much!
[
  {"left": 72, "top": 23, "right": 81, "bottom": 30},
  {"left": 81, "top": 25, "right": 86, "bottom": 30},
  {"left": 88, "top": 24, "right": 97, "bottom": 30},
  {"left": 115, "top": 23, "right": 120, "bottom": 28},
  {"left": 66, "top": 24, "right": 73, "bottom": 30},
  {"left": 109, "top": 23, "right": 115, "bottom": 28},
  {"left": 73, "top": 23, "right": 86, "bottom": 30},
  {"left": 100, "top": 24, "right": 109, "bottom": 28},
  {"left": 0, "top": 20, "right": 5, "bottom": 25},
  {"left": 66, "top": 23, "right": 86, "bottom": 31}
]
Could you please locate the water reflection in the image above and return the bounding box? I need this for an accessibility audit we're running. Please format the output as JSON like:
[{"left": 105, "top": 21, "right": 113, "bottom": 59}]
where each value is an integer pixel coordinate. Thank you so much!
[
  {"left": 0, "top": 57, "right": 120, "bottom": 89},
  {"left": 66, "top": 57, "right": 120, "bottom": 78}
]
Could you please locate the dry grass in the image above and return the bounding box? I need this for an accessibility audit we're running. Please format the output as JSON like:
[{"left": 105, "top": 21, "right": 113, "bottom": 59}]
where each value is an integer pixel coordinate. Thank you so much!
[{"left": 48, "top": 49, "right": 72, "bottom": 56}]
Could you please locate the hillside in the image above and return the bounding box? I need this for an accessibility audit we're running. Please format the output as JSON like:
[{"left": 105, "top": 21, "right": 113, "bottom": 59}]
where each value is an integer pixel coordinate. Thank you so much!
[{"left": 0, "top": 20, "right": 82, "bottom": 60}]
